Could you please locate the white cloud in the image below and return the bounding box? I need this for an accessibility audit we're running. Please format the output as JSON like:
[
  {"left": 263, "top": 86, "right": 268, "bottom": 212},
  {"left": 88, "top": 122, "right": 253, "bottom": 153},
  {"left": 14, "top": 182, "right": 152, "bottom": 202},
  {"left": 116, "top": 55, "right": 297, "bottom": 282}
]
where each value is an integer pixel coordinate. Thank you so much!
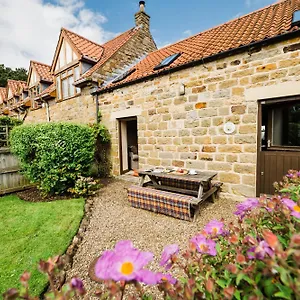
[
  {"left": 183, "top": 30, "right": 192, "bottom": 37},
  {"left": 0, "top": 0, "right": 116, "bottom": 69}
]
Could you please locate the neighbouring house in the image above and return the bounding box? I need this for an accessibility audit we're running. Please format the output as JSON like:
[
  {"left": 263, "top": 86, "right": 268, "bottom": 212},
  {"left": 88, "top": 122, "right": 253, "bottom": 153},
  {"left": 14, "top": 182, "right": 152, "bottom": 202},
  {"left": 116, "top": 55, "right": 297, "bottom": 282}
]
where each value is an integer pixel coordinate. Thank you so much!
[
  {"left": 0, "top": 80, "right": 28, "bottom": 117},
  {"left": 2, "top": 0, "right": 300, "bottom": 201}
]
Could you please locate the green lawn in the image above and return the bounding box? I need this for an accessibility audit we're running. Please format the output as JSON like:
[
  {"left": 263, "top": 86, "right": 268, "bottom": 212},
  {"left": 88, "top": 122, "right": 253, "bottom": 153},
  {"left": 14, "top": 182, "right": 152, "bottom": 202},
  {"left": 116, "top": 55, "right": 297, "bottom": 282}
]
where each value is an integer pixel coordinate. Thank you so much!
[{"left": 0, "top": 195, "right": 85, "bottom": 296}]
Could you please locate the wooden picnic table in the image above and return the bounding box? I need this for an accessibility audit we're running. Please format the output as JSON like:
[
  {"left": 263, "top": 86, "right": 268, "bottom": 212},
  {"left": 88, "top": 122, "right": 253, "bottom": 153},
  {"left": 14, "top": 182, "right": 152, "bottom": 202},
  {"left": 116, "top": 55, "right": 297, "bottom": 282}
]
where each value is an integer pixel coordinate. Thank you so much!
[{"left": 138, "top": 170, "right": 218, "bottom": 204}]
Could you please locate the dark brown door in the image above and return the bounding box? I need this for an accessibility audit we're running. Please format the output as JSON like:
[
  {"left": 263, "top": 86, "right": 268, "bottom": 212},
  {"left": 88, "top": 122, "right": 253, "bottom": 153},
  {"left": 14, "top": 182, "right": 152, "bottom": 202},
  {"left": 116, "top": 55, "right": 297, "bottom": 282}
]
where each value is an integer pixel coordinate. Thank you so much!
[{"left": 257, "top": 96, "right": 300, "bottom": 196}]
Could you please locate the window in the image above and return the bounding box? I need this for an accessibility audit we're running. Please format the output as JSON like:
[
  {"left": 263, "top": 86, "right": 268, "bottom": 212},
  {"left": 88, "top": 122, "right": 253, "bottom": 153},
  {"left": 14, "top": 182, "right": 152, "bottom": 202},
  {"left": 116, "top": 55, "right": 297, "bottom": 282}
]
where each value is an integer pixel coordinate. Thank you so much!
[
  {"left": 56, "top": 65, "right": 81, "bottom": 100},
  {"left": 112, "top": 68, "right": 136, "bottom": 83},
  {"left": 261, "top": 100, "right": 300, "bottom": 149},
  {"left": 153, "top": 53, "right": 181, "bottom": 70},
  {"left": 29, "top": 85, "right": 40, "bottom": 98}
]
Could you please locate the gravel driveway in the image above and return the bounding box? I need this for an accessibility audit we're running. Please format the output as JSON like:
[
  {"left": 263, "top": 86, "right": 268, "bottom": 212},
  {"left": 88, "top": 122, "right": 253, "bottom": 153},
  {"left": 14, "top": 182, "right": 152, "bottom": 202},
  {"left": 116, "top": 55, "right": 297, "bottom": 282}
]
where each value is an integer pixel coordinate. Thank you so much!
[{"left": 67, "top": 179, "right": 238, "bottom": 298}]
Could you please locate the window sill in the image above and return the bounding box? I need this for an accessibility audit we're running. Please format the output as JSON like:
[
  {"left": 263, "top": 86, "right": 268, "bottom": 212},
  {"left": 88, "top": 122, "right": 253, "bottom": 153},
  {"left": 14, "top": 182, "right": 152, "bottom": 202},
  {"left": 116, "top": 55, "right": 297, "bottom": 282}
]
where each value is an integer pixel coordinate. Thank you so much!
[{"left": 56, "top": 93, "right": 81, "bottom": 103}]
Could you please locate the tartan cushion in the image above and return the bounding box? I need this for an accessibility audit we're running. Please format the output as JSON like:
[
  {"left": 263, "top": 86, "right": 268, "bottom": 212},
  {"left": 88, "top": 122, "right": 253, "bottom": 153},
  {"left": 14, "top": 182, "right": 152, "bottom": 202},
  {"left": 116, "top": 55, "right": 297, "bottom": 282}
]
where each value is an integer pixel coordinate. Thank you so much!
[
  {"left": 127, "top": 185, "right": 196, "bottom": 221},
  {"left": 160, "top": 177, "right": 199, "bottom": 191}
]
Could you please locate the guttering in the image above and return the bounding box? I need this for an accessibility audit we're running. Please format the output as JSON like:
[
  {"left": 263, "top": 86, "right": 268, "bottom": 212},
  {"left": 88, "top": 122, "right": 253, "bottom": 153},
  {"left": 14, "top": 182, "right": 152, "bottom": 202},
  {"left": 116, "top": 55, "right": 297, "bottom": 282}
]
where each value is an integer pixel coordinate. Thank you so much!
[{"left": 93, "top": 29, "right": 300, "bottom": 95}]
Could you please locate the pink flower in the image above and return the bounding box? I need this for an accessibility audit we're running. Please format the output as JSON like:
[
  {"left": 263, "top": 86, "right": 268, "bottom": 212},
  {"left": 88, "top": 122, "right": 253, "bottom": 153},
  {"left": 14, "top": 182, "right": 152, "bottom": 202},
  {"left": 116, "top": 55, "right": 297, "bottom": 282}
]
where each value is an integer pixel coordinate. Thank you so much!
[
  {"left": 247, "top": 240, "right": 274, "bottom": 260},
  {"left": 160, "top": 244, "right": 179, "bottom": 270},
  {"left": 94, "top": 240, "right": 154, "bottom": 283},
  {"left": 234, "top": 198, "right": 259, "bottom": 219},
  {"left": 70, "top": 278, "right": 85, "bottom": 295},
  {"left": 156, "top": 272, "right": 177, "bottom": 284},
  {"left": 190, "top": 234, "right": 217, "bottom": 256},
  {"left": 204, "top": 220, "right": 225, "bottom": 236},
  {"left": 282, "top": 198, "right": 300, "bottom": 218}
]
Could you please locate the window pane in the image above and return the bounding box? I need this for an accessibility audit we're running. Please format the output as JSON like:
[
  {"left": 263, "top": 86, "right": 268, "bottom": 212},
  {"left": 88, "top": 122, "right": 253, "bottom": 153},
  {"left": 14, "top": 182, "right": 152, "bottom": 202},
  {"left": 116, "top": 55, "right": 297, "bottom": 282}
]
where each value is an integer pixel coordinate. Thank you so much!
[
  {"left": 62, "top": 78, "right": 68, "bottom": 99},
  {"left": 74, "top": 66, "right": 80, "bottom": 80},
  {"left": 272, "top": 103, "right": 300, "bottom": 147},
  {"left": 56, "top": 77, "right": 61, "bottom": 99},
  {"left": 69, "top": 76, "right": 75, "bottom": 97}
]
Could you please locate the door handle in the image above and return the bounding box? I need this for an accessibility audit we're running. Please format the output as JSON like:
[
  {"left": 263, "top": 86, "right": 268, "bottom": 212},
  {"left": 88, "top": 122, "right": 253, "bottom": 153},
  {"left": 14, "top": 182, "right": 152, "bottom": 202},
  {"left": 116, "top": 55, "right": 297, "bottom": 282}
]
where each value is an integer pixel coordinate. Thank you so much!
[{"left": 261, "top": 172, "right": 264, "bottom": 176}]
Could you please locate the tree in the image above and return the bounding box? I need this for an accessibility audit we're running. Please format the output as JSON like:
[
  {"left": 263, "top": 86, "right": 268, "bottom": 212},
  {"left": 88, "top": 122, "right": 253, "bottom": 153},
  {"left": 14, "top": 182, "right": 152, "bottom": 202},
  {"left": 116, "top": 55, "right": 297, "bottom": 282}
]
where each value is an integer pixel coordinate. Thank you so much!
[{"left": 0, "top": 64, "right": 28, "bottom": 87}]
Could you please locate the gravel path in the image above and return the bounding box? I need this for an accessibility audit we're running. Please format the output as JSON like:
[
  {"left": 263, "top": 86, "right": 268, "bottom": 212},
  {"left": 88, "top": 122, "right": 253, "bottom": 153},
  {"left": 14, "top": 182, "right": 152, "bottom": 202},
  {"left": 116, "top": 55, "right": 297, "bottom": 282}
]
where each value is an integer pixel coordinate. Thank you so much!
[{"left": 67, "top": 179, "right": 238, "bottom": 298}]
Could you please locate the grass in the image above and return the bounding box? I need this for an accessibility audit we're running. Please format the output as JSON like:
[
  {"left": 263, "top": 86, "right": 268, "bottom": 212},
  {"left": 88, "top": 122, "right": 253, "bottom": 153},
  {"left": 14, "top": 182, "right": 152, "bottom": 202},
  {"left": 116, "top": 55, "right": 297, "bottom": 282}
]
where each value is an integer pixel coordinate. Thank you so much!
[{"left": 0, "top": 195, "right": 85, "bottom": 296}]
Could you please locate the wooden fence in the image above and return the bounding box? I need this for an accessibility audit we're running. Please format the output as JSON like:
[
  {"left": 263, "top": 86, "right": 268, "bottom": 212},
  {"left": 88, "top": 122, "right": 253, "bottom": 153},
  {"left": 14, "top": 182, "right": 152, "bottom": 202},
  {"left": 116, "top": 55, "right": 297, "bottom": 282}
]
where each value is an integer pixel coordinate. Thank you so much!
[{"left": 0, "top": 125, "right": 32, "bottom": 195}]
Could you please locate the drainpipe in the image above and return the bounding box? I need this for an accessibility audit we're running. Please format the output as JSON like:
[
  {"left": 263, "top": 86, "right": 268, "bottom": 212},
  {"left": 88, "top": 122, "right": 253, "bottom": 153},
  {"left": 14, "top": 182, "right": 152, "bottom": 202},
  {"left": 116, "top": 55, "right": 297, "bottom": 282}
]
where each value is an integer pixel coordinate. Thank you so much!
[
  {"left": 95, "top": 93, "right": 99, "bottom": 124},
  {"left": 45, "top": 100, "right": 50, "bottom": 122}
]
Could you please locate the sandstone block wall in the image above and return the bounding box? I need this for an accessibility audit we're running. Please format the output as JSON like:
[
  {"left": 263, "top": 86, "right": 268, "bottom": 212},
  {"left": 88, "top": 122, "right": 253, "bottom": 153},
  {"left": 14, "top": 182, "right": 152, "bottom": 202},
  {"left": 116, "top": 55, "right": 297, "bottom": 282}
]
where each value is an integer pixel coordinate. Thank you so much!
[{"left": 96, "top": 37, "right": 300, "bottom": 201}]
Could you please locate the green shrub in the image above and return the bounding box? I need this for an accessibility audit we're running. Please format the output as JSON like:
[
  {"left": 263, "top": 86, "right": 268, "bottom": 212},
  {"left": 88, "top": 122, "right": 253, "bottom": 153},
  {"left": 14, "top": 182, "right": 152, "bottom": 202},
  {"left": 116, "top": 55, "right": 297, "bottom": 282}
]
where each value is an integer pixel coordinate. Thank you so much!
[
  {"left": 10, "top": 123, "right": 95, "bottom": 195},
  {"left": 0, "top": 116, "right": 23, "bottom": 127},
  {"left": 89, "top": 123, "right": 111, "bottom": 177},
  {"left": 68, "top": 176, "right": 100, "bottom": 196}
]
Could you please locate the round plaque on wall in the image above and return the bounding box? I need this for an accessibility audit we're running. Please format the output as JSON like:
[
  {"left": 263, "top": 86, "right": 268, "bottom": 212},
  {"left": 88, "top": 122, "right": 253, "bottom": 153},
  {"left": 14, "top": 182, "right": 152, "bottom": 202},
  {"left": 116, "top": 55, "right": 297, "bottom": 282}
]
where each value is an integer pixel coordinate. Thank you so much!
[{"left": 223, "top": 122, "right": 236, "bottom": 134}]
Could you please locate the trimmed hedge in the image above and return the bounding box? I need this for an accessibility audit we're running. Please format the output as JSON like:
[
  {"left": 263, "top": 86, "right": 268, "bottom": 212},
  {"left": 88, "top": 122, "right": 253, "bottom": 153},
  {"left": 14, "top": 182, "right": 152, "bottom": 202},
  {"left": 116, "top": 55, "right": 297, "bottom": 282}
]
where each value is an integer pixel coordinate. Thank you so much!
[{"left": 10, "top": 123, "right": 95, "bottom": 195}]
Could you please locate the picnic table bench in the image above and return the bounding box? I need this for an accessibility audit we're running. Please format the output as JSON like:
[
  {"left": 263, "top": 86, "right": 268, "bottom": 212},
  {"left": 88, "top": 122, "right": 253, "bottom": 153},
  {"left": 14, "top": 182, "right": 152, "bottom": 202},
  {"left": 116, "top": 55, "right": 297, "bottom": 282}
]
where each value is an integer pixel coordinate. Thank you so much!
[{"left": 127, "top": 170, "right": 222, "bottom": 221}]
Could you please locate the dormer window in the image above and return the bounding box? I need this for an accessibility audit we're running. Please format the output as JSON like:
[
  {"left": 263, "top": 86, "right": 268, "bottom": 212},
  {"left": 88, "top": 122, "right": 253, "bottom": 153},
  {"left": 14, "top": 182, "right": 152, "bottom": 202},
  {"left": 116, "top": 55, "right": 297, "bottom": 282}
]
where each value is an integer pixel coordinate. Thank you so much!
[
  {"left": 292, "top": 10, "right": 300, "bottom": 27},
  {"left": 56, "top": 65, "right": 80, "bottom": 101}
]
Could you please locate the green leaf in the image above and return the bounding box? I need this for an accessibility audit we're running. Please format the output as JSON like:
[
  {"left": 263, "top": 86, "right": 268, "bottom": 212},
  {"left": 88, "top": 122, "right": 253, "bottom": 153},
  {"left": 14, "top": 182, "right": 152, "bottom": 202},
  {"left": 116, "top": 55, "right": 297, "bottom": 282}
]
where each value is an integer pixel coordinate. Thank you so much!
[
  {"left": 274, "top": 292, "right": 292, "bottom": 299},
  {"left": 216, "top": 279, "right": 226, "bottom": 288},
  {"left": 234, "top": 290, "right": 241, "bottom": 300}
]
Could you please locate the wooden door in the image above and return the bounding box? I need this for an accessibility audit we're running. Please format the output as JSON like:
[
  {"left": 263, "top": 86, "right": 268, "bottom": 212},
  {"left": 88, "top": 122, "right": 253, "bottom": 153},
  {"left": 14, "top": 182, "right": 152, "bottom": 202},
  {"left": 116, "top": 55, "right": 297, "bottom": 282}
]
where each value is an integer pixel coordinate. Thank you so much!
[{"left": 257, "top": 96, "right": 300, "bottom": 196}]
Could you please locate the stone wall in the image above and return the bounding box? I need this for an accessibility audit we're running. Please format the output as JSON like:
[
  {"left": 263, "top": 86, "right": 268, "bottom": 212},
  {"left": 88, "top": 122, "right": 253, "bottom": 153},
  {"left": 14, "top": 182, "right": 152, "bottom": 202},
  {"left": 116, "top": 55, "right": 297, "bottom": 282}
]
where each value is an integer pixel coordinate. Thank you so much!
[
  {"left": 25, "top": 89, "right": 96, "bottom": 124},
  {"left": 96, "top": 36, "right": 300, "bottom": 201}
]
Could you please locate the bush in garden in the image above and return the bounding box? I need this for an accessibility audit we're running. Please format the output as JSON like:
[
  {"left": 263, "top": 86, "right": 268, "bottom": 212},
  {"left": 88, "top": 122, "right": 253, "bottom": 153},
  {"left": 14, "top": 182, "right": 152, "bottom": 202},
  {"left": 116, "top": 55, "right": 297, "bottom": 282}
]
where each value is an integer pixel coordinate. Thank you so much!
[
  {"left": 89, "top": 123, "right": 111, "bottom": 178},
  {"left": 0, "top": 116, "right": 23, "bottom": 127},
  {"left": 274, "top": 169, "right": 300, "bottom": 201},
  {"left": 10, "top": 123, "right": 95, "bottom": 195},
  {"left": 0, "top": 116, "right": 23, "bottom": 147},
  {"left": 4, "top": 173, "right": 300, "bottom": 299},
  {"left": 68, "top": 176, "right": 100, "bottom": 197}
]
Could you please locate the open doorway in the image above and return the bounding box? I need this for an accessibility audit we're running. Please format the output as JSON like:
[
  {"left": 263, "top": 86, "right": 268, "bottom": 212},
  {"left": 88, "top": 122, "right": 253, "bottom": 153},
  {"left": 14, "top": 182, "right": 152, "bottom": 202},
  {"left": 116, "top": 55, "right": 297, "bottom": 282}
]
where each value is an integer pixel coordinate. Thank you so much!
[{"left": 119, "top": 117, "right": 138, "bottom": 174}]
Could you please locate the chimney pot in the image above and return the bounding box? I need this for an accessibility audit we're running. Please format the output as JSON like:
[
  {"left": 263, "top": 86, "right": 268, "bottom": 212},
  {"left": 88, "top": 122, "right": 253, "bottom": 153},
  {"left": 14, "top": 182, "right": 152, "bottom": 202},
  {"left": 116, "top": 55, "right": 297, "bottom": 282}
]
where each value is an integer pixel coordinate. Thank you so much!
[{"left": 139, "top": 1, "right": 145, "bottom": 12}]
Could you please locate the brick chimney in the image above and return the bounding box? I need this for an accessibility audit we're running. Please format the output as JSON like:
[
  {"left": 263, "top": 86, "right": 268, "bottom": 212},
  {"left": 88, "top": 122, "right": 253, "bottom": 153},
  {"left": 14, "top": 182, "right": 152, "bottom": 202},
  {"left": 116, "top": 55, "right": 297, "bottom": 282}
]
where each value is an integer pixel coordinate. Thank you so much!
[{"left": 135, "top": 1, "right": 150, "bottom": 31}]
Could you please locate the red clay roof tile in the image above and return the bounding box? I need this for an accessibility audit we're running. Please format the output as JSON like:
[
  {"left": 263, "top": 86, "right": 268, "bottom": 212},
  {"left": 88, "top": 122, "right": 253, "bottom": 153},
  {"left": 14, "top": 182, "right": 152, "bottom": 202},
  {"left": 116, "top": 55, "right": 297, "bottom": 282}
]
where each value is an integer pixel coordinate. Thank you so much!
[
  {"left": 31, "top": 61, "right": 53, "bottom": 82},
  {"left": 62, "top": 28, "right": 104, "bottom": 61},
  {"left": 7, "top": 80, "right": 27, "bottom": 99},
  {"left": 100, "top": 0, "right": 300, "bottom": 91},
  {"left": 0, "top": 87, "right": 6, "bottom": 104},
  {"left": 80, "top": 27, "right": 140, "bottom": 79}
]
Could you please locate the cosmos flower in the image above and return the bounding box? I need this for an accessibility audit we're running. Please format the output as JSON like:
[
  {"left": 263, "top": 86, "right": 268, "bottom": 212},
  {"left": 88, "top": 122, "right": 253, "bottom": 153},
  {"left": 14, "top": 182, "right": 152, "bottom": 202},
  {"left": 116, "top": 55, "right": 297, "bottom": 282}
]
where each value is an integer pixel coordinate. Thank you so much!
[
  {"left": 234, "top": 198, "right": 259, "bottom": 219},
  {"left": 160, "top": 244, "right": 179, "bottom": 270},
  {"left": 94, "top": 240, "right": 155, "bottom": 283},
  {"left": 70, "top": 278, "right": 85, "bottom": 295},
  {"left": 282, "top": 198, "right": 300, "bottom": 218},
  {"left": 204, "top": 220, "right": 225, "bottom": 236},
  {"left": 247, "top": 240, "right": 274, "bottom": 260},
  {"left": 190, "top": 234, "right": 217, "bottom": 256},
  {"left": 156, "top": 272, "right": 177, "bottom": 284}
]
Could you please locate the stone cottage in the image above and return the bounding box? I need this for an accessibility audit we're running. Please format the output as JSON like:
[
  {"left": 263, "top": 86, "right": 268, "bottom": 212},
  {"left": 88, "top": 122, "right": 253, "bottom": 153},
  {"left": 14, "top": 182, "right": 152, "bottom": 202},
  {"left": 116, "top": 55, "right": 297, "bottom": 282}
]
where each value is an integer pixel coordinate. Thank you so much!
[
  {"left": 92, "top": 0, "right": 300, "bottom": 201},
  {"left": 2, "top": 0, "right": 300, "bottom": 201}
]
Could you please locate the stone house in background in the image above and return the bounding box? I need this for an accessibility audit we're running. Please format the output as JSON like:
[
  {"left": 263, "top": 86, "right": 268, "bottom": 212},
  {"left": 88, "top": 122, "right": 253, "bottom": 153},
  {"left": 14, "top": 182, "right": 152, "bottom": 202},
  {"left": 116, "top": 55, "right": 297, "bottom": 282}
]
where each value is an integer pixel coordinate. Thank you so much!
[{"left": 2, "top": 0, "right": 300, "bottom": 201}]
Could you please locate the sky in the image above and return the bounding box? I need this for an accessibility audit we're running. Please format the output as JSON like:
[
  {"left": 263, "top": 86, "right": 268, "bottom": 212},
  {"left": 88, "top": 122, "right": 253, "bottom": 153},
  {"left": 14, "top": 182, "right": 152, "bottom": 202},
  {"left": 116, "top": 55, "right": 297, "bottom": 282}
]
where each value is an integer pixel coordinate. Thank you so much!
[{"left": 0, "top": 0, "right": 276, "bottom": 69}]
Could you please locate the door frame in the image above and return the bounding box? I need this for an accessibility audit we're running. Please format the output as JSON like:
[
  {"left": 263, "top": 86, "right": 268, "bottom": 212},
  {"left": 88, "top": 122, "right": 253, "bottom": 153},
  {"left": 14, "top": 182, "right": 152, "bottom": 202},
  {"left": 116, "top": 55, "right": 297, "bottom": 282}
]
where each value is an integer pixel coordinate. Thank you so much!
[
  {"left": 256, "top": 94, "right": 300, "bottom": 196},
  {"left": 118, "top": 116, "right": 138, "bottom": 175}
]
